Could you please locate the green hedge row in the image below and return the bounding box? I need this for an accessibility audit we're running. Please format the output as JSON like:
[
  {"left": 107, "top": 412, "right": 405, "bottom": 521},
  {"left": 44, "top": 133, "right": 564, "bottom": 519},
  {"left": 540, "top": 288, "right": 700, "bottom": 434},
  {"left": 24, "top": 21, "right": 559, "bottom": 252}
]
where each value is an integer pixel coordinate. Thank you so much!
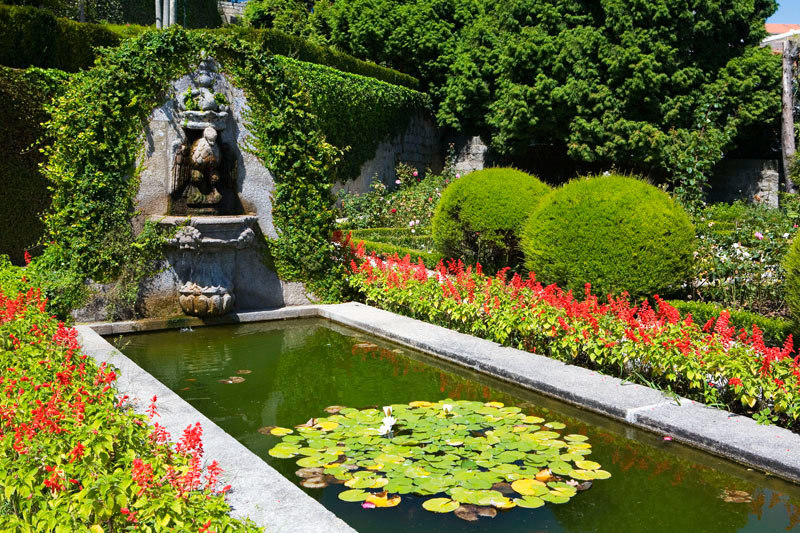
[
  {"left": 277, "top": 56, "right": 429, "bottom": 179},
  {"left": 350, "top": 228, "right": 443, "bottom": 268},
  {"left": 221, "top": 26, "right": 419, "bottom": 89},
  {"left": 0, "top": 4, "right": 127, "bottom": 71},
  {"left": 667, "top": 300, "right": 794, "bottom": 348},
  {"left": 0, "top": 66, "right": 68, "bottom": 265},
  {"left": 0, "top": 4, "right": 419, "bottom": 88}
]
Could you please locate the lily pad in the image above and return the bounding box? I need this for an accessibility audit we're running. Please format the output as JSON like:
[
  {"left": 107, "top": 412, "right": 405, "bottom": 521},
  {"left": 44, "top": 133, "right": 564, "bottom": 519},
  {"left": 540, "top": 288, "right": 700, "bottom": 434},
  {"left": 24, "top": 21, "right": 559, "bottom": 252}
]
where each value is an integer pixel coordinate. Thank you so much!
[
  {"left": 338, "top": 489, "right": 369, "bottom": 502},
  {"left": 422, "top": 498, "right": 460, "bottom": 513},
  {"left": 270, "top": 427, "right": 293, "bottom": 437},
  {"left": 514, "top": 496, "right": 545, "bottom": 508}
]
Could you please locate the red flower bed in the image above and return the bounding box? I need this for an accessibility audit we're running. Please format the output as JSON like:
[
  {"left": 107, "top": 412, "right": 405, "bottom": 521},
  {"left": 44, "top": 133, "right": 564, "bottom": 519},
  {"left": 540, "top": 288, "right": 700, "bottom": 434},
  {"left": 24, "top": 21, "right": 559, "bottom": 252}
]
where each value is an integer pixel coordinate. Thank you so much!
[
  {"left": 348, "top": 251, "right": 800, "bottom": 431},
  {"left": 0, "top": 287, "right": 260, "bottom": 531}
]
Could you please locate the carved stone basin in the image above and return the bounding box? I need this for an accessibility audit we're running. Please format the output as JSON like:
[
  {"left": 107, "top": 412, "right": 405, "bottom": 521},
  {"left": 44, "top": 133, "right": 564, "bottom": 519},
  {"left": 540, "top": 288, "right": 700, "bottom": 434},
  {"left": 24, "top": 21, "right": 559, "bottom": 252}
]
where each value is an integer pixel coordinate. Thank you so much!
[{"left": 153, "top": 215, "right": 261, "bottom": 318}]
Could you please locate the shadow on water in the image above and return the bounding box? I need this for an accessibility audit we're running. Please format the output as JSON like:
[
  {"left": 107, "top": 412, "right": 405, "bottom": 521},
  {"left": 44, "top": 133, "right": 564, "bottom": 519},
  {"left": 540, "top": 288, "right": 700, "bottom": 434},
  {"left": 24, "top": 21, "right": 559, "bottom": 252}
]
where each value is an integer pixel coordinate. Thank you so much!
[{"left": 119, "top": 319, "right": 800, "bottom": 533}]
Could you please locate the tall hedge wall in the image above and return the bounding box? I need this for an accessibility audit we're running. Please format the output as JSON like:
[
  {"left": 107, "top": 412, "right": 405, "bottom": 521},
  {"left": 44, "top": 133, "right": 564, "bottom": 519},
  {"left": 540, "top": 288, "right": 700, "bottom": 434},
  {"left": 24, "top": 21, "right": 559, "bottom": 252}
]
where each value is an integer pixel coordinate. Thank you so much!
[
  {"left": 0, "top": 4, "right": 124, "bottom": 71},
  {"left": 120, "top": 0, "right": 222, "bottom": 28},
  {"left": 223, "top": 26, "right": 419, "bottom": 89},
  {"left": 0, "top": 66, "right": 68, "bottom": 265},
  {"left": 277, "top": 56, "right": 429, "bottom": 179},
  {"left": 0, "top": 3, "right": 419, "bottom": 88}
]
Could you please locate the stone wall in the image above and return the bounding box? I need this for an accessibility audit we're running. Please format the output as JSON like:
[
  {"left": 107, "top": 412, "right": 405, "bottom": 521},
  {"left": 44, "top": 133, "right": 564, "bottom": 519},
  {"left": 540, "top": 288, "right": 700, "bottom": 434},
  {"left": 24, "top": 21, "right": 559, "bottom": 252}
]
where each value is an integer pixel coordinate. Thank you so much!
[
  {"left": 218, "top": 1, "right": 244, "bottom": 25},
  {"left": 339, "top": 112, "right": 442, "bottom": 194},
  {"left": 708, "top": 159, "right": 781, "bottom": 208},
  {"left": 450, "top": 134, "right": 491, "bottom": 175}
]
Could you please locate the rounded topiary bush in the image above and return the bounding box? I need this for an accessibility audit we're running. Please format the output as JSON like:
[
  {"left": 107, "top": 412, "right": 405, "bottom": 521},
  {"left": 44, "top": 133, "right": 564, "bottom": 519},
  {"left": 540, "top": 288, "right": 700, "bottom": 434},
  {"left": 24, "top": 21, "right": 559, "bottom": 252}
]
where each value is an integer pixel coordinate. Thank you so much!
[
  {"left": 431, "top": 167, "right": 551, "bottom": 271},
  {"left": 784, "top": 236, "right": 800, "bottom": 326},
  {"left": 521, "top": 175, "right": 696, "bottom": 299}
]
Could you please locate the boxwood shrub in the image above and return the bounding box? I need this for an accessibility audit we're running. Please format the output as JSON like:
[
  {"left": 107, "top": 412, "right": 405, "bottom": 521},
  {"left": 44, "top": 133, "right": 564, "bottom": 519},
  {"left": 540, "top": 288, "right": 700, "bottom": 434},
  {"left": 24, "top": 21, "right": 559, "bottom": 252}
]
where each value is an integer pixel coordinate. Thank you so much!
[
  {"left": 784, "top": 235, "right": 800, "bottom": 327},
  {"left": 432, "top": 168, "right": 550, "bottom": 272},
  {"left": 522, "top": 175, "right": 696, "bottom": 300}
]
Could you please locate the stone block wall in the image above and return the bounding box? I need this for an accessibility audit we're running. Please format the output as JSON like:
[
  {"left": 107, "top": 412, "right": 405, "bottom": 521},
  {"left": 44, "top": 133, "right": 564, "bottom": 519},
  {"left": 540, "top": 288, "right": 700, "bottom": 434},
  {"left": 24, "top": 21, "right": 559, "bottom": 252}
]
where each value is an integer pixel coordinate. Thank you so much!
[
  {"left": 340, "top": 112, "right": 443, "bottom": 194},
  {"left": 219, "top": 1, "right": 244, "bottom": 25},
  {"left": 708, "top": 159, "right": 781, "bottom": 208}
]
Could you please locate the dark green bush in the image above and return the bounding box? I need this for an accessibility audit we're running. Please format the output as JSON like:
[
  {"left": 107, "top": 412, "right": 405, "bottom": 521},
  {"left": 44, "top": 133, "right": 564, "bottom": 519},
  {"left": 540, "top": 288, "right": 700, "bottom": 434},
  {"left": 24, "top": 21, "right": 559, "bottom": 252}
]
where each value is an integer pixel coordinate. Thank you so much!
[
  {"left": 432, "top": 168, "right": 550, "bottom": 271},
  {"left": 276, "top": 56, "right": 428, "bottom": 180},
  {"left": 667, "top": 300, "right": 794, "bottom": 348},
  {"left": 0, "top": 4, "right": 125, "bottom": 71},
  {"left": 522, "top": 175, "right": 696, "bottom": 300},
  {"left": 0, "top": 66, "right": 68, "bottom": 265}
]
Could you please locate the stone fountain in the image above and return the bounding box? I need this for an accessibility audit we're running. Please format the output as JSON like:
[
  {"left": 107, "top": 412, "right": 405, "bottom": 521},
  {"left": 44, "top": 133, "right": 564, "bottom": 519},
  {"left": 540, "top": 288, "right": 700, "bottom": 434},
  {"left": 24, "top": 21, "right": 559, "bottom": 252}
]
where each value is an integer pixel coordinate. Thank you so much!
[{"left": 132, "top": 55, "right": 311, "bottom": 318}]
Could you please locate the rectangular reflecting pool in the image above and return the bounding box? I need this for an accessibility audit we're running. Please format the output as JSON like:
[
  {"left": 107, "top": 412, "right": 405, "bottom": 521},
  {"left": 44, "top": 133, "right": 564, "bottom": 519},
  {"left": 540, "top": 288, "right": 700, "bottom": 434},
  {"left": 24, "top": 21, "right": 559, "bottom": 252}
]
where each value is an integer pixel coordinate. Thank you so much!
[{"left": 117, "top": 318, "right": 800, "bottom": 532}]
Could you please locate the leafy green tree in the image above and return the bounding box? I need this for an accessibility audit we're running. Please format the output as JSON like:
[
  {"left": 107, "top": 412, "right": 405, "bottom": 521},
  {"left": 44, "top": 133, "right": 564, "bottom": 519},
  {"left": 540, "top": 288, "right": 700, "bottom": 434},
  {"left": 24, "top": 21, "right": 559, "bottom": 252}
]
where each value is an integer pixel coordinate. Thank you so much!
[{"left": 295, "top": 0, "right": 781, "bottom": 205}]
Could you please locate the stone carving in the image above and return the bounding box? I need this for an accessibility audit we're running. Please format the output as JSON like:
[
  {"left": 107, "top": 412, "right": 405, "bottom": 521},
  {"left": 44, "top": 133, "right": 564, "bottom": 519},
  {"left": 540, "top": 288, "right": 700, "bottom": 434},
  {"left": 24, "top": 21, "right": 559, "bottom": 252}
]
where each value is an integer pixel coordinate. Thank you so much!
[
  {"left": 168, "top": 220, "right": 256, "bottom": 251},
  {"left": 178, "top": 282, "right": 234, "bottom": 317},
  {"left": 171, "top": 56, "right": 239, "bottom": 216}
]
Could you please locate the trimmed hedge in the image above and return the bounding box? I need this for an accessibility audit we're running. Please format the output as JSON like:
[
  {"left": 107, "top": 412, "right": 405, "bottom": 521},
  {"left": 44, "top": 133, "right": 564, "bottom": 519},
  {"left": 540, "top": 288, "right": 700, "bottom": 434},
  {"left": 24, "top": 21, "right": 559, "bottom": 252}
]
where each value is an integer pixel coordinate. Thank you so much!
[
  {"left": 0, "top": 4, "right": 418, "bottom": 87},
  {"left": 0, "top": 66, "right": 68, "bottom": 265},
  {"left": 276, "top": 56, "right": 429, "bottom": 180},
  {"left": 222, "top": 26, "right": 419, "bottom": 89},
  {"left": 0, "top": 4, "right": 130, "bottom": 71},
  {"left": 432, "top": 168, "right": 550, "bottom": 272},
  {"left": 350, "top": 228, "right": 443, "bottom": 268},
  {"left": 522, "top": 175, "right": 696, "bottom": 300},
  {"left": 667, "top": 300, "right": 795, "bottom": 348}
]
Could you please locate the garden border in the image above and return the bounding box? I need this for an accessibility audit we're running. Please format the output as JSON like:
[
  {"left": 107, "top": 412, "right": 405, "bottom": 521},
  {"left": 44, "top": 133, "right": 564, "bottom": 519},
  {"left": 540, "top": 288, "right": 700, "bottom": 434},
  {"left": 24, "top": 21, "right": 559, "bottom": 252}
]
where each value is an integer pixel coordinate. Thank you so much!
[{"left": 78, "top": 301, "right": 800, "bottom": 529}]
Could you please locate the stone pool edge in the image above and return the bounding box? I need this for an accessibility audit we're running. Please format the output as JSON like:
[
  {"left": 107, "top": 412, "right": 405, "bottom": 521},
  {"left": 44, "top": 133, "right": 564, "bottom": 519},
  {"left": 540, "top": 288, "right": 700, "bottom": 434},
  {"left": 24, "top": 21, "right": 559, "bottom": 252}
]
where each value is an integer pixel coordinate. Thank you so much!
[
  {"left": 316, "top": 303, "right": 800, "bottom": 485},
  {"left": 82, "top": 301, "right": 800, "bottom": 489},
  {"left": 75, "top": 323, "right": 357, "bottom": 533}
]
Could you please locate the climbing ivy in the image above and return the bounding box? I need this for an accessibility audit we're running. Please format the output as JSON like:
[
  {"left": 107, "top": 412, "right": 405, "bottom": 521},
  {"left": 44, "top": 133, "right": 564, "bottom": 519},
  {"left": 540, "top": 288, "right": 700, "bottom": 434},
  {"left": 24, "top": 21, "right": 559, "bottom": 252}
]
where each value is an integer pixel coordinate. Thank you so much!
[{"left": 32, "top": 26, "right": 389, "bottom": 316}]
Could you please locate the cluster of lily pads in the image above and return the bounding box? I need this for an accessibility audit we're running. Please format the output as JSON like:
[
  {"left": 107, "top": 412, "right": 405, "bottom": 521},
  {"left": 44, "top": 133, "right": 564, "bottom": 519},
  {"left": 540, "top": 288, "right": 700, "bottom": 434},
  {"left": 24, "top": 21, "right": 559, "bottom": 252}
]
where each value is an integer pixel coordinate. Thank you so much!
[{"left": 267, "top": 400, "right": 610, "bottom": 520}]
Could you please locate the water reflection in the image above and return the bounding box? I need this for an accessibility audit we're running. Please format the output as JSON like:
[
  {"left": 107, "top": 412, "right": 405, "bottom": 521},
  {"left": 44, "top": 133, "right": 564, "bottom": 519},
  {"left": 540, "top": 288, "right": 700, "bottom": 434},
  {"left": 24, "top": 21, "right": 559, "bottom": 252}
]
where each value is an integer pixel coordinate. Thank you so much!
[{"left": 120, "top": 319, "right": 800, "bottom": 532}]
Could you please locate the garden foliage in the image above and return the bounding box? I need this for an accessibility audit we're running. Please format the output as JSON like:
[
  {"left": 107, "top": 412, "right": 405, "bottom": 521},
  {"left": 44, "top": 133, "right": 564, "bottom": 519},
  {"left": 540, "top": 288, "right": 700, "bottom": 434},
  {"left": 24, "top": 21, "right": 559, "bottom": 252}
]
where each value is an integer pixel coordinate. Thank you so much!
[
  {"left": 522, "top": 175, "right": 695, "bottom": 300},
  {"left": 0, "top": 4, "right": 128, "bottom": 71},
  {"left": 691, "top": 201, "right": 798, "bottom": 317},
  {"left": 784, "top": 236, "right": 800, "bottom": 329},
  {"left": 348, "top": 252, "right": 800, "bottom": 432},
  {"left": 347, "top": 228, "right": 443, "bottom": 268},
  {"left": 0, "top": 284, "right": 260, "bottom": 531},
  {"left": 0, "top": 66, "right": 67, "bottom": 265},
  {"left": 433, "top": 168, "right": 550, "bottom": 272},
  {"left": 264, "top": 0, "right": 781, "bottom": 199},
  {"left": 338, "top": 162, "right": 451, "bottom": 230},
  {"left": 667, "top": 300, "right": 794, "bottom": 349}
]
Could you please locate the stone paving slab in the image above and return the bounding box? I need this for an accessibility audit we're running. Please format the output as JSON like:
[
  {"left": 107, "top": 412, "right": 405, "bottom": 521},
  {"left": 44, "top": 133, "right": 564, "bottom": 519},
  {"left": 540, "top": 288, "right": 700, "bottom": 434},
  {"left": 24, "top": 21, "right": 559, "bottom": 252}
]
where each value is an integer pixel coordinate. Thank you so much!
[{"left": 75, "top": 326, "right": 355, "bottom": 533}]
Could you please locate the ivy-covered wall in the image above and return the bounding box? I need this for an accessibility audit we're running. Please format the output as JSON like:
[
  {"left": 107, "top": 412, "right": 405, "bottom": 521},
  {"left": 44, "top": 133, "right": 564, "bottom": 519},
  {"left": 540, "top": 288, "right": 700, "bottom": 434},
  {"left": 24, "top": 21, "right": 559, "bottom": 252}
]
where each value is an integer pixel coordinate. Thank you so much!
[
  {"left": 0, "top": 66, "right": 67, "bottom": 265},
  {"left": 0, "top": 27, "right": 428, "bottom": 316}
]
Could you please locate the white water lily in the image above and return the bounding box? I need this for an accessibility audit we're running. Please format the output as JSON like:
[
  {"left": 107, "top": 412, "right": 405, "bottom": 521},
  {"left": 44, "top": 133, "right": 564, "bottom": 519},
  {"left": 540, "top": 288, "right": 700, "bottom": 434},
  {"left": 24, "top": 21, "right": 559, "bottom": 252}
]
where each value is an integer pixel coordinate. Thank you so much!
[
  {"left": 377, "top": 424, "right": 391, "bottom": 436},
  {"left": 442, "top": 404, "right": 453, "bottom": 414},
  {"left": 382, "top": 405, "right": 393, "bottom": 417},
  {"left": 382, "top": 416, "right": 397, "bottom": 427}
]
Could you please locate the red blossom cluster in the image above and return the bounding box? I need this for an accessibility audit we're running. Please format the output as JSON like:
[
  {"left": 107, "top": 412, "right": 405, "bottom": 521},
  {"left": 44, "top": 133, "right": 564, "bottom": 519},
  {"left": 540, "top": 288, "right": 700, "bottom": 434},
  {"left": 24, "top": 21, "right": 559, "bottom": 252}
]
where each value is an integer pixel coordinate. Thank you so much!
[
  {"left": 0, "top": 288, "right": 256, "bottom": 531},
  {"left": 349, "top": 250, "right": 800, "bottom": 428}
]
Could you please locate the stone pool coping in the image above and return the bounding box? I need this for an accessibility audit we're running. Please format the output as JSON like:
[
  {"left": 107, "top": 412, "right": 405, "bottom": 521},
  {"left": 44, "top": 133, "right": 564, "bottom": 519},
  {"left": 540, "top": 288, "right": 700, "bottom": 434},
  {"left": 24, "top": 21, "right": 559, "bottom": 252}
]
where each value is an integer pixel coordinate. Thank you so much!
[{"left": 79, "top": 301, "right": 800, "bottom": 529}]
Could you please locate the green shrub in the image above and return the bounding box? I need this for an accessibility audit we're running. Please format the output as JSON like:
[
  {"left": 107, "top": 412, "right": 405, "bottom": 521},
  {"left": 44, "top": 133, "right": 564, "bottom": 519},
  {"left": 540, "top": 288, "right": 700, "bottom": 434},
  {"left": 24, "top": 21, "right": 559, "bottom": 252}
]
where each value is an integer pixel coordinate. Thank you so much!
[
  {"left": 0, "top": 4, "right": 125, "bottom": 71},
  {"left": 691, "top": 201, "right": 796, "bottom": 317},
  {"left": 349, "top": 228, "right": 443, "bottom": 268},
  {"left": 784, "top": 235, "right": 800, "bottom": 328},
  {"left": 338, "top": 162, "right": 451, "bottom": 229},
  {"left": 224, "top": 26, "right": 419, "bottom": 89},
  {"left": 432, "top": 168, "right": 550, "bottom": 271},
  {"left": 0, "top": 66, "right": 68, "bottom": 265},
  {"left": 522, "top": 175, "right": 696, "bottom": 300},
  {"left": 667, "top": 300, "right": 794, "bottom": 348}
]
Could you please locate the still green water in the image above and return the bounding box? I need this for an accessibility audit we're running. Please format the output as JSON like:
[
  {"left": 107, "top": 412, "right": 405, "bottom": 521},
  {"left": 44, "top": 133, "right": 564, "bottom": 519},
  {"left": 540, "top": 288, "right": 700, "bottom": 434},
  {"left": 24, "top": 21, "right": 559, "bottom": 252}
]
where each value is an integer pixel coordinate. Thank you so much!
[{"left": 118, "top": 319, "right": 800, "bottom": 532}]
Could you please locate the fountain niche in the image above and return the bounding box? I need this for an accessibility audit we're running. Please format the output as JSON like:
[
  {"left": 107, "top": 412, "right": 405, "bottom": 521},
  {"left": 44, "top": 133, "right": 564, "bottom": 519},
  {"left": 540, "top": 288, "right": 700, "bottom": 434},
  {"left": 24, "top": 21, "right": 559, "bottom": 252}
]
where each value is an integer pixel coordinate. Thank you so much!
[{"left": 134, "top": 56, "right": 311, "bottom": 318}]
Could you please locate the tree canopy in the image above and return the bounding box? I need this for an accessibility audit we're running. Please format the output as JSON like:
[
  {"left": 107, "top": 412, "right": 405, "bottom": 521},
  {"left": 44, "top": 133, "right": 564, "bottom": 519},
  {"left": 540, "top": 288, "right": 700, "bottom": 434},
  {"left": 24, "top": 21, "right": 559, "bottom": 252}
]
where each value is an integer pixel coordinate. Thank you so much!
[{"left": 246, "top": 0, "right": 781, "bottom": 204}]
